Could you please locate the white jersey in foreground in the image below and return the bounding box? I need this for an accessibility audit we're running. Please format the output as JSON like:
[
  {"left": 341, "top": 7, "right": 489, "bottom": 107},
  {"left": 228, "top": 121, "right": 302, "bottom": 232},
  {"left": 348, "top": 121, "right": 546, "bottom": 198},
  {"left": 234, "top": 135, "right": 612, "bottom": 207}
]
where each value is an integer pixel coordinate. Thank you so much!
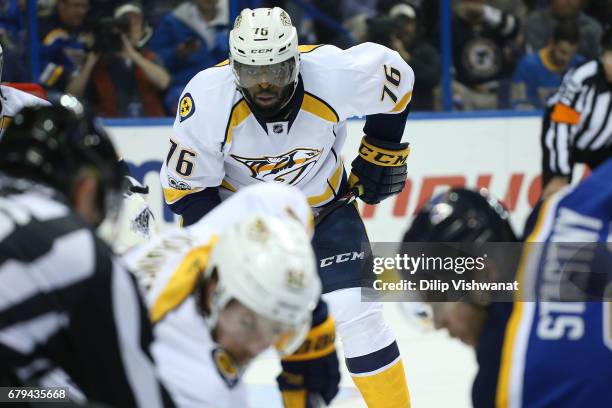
[
  {"left": 123, "top": 183, "right": 313, "bottom": 408},
  {"left": 0, "top": 85, "right": 49, "bottom": 136},
  {"left": 160, "top": 42, "right": 414, "bottom": 208}
]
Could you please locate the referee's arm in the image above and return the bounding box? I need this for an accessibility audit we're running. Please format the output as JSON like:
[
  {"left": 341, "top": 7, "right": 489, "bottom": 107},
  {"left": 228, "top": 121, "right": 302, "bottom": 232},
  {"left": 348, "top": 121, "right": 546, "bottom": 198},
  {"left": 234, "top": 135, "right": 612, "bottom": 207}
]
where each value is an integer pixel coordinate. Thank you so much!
[{"left": 540, "top": 72, "right": 581, "bottom": 198}]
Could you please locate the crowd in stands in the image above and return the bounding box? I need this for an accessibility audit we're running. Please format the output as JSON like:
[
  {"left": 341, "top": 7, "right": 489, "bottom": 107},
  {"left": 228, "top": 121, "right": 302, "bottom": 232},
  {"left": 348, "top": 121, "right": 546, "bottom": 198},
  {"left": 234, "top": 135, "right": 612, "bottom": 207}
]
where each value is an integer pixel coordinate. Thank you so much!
[{"left": 0, "top": 0, "right": 609, "bottom": 116}]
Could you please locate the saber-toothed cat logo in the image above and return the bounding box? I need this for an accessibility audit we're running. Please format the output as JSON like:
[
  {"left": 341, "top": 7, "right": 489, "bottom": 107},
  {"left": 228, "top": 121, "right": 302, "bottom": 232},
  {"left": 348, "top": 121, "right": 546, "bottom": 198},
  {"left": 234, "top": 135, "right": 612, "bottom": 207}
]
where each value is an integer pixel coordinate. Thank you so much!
[{"left": 231, "top": 148, "right": 322, "bottom": 185}]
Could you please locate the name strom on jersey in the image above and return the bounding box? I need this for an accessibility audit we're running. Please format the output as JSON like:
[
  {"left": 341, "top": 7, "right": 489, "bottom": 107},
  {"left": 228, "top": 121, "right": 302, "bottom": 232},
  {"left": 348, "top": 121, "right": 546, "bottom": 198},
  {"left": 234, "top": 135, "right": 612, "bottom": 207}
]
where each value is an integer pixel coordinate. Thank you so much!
[
  {"left": 496, "top": 158, "right": 612, "bottom": 408},
  {"left": 160, "top": 42, "right": 414, "bottom": 209}
]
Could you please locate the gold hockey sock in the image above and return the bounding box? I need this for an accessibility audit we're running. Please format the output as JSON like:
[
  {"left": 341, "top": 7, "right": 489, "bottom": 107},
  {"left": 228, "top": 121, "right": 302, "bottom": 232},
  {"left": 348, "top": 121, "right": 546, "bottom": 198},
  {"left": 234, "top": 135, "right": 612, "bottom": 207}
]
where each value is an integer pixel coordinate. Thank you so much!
[{"left": 347, "top": 342, "right": 410, "bottom": 408}]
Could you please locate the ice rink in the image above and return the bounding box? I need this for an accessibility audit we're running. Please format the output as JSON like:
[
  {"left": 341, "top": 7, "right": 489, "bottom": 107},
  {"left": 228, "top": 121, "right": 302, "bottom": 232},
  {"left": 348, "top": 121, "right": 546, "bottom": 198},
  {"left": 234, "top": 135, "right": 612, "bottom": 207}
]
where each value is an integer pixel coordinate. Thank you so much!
[{"left": 244, "top": 302, "right": 477, "bottom": 407}]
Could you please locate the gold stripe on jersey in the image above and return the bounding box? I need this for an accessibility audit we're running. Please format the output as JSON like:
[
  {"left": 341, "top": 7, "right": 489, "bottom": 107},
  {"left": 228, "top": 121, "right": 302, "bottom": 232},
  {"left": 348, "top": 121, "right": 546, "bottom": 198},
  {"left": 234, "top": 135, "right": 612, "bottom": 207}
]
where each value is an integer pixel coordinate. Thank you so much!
[
  {"left": 308, "top": 160, "right": 343, "bottom": 206},
  {"left": 43, "top": 28, "right": 68, "bottom": 45},
  {"left": 496, "top": 198, "right": 553, "bottom": 408},
  {"left": 45, "top": 65, "right": 64, "bottom": 87},
  {"left": 298, "top": 44, "right": 324, "bottom": 54},
  {"left": 224, "top": 99, "right": 252, "bottom": 146},
  {"left": 221, "top": 179, "right": 237, "bottom": 192},
  {"left": 301, "top": 92, "right": 339, "bottom": 123},
  {"left": 215, "top": 59, "right": 230, "bottom": 67},
  {"left": 150, "top": 237, "right": 218, "bottom": 323},
  {"left": 163, "top": 187, "right": 203, "bottom": 205},
  {"left": 1, "top": 116, "right": 12, "bottom": 130},
  {"left": 391, "top": 91, "right": 412, "bottom": 113},
  {"left": 352, "top": 359, "right": 411, "bottom": 408}
]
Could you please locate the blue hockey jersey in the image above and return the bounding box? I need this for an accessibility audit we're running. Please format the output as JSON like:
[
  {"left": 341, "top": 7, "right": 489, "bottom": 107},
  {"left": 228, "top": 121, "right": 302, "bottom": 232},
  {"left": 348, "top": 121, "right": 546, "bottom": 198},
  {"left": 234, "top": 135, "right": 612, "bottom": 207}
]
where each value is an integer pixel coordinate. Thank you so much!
[{"left": 496, "top": 158, "right": 612, "bottom": 407}]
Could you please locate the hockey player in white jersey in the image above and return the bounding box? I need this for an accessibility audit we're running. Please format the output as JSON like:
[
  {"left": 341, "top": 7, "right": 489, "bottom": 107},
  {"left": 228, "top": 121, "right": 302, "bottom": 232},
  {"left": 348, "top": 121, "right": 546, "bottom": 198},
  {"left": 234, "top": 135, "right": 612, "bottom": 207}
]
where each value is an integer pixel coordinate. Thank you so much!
[
  {"left": 124, "top": 183, "right": 332, "bottom": 407},
  {"left": 160, "top": 7, "right": 412, "bottom": 407},
  {"left": 0, "top": 44, "right": 50, "bottom": 136}
]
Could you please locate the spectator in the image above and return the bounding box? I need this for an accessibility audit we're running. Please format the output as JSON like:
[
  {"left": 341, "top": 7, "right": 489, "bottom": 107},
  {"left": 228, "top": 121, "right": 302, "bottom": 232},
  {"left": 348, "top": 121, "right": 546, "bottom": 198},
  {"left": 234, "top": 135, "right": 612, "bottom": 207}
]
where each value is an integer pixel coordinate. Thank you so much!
[
  {"left": 0, "top": 0, "right": 29, "bottom": 82},
  {"left": 0, "top": 0, "right": 24, "bottom": 44},
  {"left": 524, "top": 0, "right": 602, "bottom": 59},
  {"left": 38, "top": 0, "right": 91, "bottom": 94},
  {"left": 511, "top": 20, "right": 584, "bottom": 110},
  {"left": 70, "top": 2, "right": 170, "bottom": 117},
  {"left": 149, "top": 0, "right": 229, "bottom": 114},
  {"left": 388, "top": 3, "right": 440, "bottom": 110},
  {"left": 446, "top": 0, "right": 521, "bottom": 110}
]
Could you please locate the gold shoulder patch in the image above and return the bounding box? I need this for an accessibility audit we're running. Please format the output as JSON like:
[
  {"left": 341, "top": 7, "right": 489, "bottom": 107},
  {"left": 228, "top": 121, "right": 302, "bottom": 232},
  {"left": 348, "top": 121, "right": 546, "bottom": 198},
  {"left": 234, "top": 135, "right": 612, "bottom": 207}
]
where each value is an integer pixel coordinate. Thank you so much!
[
  {"left": 211, "top": 348, "right": 241, "bottom": 388},
  {"left": 179, "top": 93, "right": 196, "bottom": 122}
]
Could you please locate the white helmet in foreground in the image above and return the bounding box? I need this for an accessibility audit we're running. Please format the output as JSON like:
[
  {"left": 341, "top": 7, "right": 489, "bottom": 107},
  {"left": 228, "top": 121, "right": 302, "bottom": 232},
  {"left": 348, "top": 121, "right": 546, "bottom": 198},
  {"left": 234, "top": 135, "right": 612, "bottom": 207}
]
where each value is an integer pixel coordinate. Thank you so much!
[
  {"left": 229, "top": 7, "right": 300, "bottom": 117},
  {"left": 204, "top": 213, "right": 320, "bottom": 355}
]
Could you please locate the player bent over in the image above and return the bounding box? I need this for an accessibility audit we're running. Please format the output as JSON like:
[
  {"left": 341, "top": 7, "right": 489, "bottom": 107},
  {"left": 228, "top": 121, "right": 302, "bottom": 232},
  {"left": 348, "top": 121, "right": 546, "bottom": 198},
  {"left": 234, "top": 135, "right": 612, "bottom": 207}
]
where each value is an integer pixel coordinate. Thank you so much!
[
  {"left": 403, "top": 178, "right": 612, "bottom": 407},
  {"left": 403, "top": 188, "right": 517, "bottom": 407},
  {"left": 124, "top": 183, "right": 339, "bottom": 407},
  {"left": 160, "top": 7, "right": 413, "bottom": 406}
]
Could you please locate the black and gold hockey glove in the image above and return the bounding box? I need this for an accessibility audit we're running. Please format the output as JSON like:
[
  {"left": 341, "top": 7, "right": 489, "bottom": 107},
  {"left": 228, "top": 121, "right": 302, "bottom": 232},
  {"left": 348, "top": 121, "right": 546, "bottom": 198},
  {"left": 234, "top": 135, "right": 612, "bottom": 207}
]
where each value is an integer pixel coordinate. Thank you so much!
[
  {"left": 349, "top": 136, "right": 410, "bottom": 205},
  {"left": 277, "top": 302, "right": 340, "bottom": 408}
]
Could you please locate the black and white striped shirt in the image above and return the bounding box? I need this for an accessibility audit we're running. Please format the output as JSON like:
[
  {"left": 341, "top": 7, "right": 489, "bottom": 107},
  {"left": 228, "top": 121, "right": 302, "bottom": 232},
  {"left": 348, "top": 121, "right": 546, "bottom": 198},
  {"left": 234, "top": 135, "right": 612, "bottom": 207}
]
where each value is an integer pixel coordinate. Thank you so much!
[
  {"left": 541, "top": 60, "right": 612, "bottom": 184},
  {"left": 0, "top": 178, "right": 173, "bottom": 407}
]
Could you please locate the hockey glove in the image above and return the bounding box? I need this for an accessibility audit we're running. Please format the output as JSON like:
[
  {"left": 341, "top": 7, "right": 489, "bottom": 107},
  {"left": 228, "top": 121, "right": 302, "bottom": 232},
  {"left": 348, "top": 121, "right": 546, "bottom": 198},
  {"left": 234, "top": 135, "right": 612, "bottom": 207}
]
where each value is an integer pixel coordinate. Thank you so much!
[
  {"left": 277, "top": 304, "right": 340, "bottom": 408},
  {"left": 349, "top": 136, "right": 410, "bottom": 205}
]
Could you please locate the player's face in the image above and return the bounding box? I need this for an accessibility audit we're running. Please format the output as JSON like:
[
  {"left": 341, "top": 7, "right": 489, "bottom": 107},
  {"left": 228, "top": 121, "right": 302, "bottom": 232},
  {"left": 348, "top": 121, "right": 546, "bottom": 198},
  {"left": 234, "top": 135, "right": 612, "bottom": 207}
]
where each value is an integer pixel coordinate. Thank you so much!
[
  {"left": 602, "top": 50, "right": 612, "bottom": 83},
  {"left": 247, "top": 83, "right": 284, "bottom": 111},
  {"left": 551, "top": 41, "right": 578, "bottom": 70},
  {"left": 234, "top": 59, "right": 296, "bottom": 113},
  {"left": 213, "top": 300, "right": 291, "bottom": 366},
  {"left": 430, "top": 302, "right": 487, "bottom": 346}
]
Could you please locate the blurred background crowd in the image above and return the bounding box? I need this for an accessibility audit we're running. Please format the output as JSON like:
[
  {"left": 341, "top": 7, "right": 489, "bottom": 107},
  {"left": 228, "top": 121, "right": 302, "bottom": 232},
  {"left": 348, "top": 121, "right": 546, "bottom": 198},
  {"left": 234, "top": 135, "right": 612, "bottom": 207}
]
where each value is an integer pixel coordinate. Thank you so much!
[{"left": 1, "top": 0, "right": 610, "bottom": 117}]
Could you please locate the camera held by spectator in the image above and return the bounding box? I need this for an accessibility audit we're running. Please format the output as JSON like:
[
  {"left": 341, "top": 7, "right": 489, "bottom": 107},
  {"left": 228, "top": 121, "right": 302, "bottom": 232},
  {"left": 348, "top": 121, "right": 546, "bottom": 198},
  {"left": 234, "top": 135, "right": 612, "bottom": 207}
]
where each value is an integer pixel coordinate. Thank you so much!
[
  {"left": 92, "top": 15, "right": 132, "bottom": 54},
  {"left": 92, "top": 3, "right": 153, "bottom": 55}
]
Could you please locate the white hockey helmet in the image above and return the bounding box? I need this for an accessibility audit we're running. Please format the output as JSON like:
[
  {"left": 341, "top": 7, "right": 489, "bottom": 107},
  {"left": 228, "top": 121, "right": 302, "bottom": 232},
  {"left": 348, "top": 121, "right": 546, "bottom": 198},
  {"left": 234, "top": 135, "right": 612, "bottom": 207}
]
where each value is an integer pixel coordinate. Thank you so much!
[
  {"left": 204, "top": 213, "right": 320, "bottom": 355},
  {"left": 229, "top": 8, "right": 300, "bottom": 109}
]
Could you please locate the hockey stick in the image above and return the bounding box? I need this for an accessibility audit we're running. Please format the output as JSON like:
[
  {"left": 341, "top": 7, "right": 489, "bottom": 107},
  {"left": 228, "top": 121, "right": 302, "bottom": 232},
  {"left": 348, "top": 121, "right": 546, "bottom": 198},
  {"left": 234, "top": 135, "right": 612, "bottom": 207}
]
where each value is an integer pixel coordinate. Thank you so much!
[{"left": 313, "top": 188, "right": 360, "bottom": 227}]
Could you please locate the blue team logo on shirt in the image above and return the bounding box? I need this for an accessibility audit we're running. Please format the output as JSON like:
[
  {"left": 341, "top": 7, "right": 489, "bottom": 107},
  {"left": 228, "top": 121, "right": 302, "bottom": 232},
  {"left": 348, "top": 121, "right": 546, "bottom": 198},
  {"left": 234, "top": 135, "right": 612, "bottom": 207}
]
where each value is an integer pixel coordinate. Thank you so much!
[{"left": 179, "top": 93, "right": 195, "bottom": 122}]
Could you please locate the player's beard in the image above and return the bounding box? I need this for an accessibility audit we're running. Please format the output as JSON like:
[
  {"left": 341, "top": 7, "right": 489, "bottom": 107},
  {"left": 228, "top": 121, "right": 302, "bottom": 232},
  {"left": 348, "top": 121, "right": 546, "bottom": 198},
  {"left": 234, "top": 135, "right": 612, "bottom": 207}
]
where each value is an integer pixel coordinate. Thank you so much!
[{"left": 242, "top": 83, "right": 296, "bottom": 120}]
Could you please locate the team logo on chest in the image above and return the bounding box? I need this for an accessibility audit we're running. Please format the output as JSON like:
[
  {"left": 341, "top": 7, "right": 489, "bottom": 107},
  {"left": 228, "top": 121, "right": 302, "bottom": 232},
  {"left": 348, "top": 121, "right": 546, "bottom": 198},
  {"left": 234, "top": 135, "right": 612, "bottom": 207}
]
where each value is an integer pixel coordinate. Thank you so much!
[{"left": 231, "top": 148, "right": 322, "bottom": 185}]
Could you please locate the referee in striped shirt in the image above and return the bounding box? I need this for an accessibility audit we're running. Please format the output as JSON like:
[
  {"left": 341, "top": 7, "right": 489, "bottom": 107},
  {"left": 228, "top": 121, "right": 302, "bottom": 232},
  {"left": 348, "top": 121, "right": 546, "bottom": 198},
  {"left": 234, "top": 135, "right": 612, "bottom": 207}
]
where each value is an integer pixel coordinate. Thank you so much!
[
  {"left": 0, "top": 100, "right": 173, "bottom": 407},
  {"left": 541, "top": 26, "right": 612, "bottom": 198}
]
